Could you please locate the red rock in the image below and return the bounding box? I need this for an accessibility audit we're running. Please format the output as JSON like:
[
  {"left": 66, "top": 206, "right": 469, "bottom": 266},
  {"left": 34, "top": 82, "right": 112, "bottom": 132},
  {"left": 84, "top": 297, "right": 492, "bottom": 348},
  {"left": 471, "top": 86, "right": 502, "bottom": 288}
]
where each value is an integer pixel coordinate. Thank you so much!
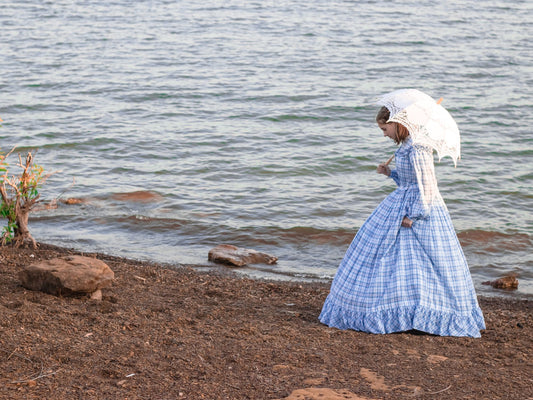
[
  {"left": 111, "top": 191, "right": 162, "bottom": 203},
  {"left": 208, "top": 244, "right": 278, "bottom": 267},
  {"left": 482, "top": 275, "right": 518, "bottom": 290},
  {"left": 62, "top": 198, "right": 85, "bottom": 205},
  {"left": 278, "top": 388, "right": 373, "bottom": 400},
  {"left": 19, "top": 255, "right": 114, "bottom": 296}
]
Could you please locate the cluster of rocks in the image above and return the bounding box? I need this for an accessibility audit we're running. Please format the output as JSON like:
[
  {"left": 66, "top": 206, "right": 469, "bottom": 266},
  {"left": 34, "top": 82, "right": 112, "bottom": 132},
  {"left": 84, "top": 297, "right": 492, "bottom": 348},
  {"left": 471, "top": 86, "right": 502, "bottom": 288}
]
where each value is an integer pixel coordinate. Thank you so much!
[
  {"left": 18, "top": 245, "right": 278, "bottom": 299},
  {"left": 19, "top": 245, "right": 518, "bottom": 301}
]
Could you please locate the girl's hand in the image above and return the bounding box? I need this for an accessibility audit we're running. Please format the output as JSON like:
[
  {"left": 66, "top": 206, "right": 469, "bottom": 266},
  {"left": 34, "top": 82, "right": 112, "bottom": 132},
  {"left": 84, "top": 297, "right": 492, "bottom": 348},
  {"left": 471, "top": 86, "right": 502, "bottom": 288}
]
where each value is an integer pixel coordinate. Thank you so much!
[
  {"left": 377, "top": 163, "right": 391, "bottom": 176},
  {"left": 401, "top": 216, "right": 413, "bottom": 228}
]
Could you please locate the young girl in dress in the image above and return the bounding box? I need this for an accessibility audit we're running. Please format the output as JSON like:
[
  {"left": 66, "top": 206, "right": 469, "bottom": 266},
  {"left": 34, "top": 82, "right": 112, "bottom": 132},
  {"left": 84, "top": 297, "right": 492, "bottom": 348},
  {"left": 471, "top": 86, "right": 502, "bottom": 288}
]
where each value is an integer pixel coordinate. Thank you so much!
[{"left": 319, "top": 94, "right": 485, "bottom": 337}]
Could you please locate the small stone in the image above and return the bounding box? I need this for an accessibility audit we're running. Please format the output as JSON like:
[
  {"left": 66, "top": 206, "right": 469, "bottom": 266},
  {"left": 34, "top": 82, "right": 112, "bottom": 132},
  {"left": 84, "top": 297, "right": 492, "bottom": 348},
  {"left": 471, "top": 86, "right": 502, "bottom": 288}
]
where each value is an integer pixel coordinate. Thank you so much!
[
  {"left": 90, "top": 289, "right": 103, "bottom": 301},
  {"left": 62, "top": 198, "right": 85, "bottom": 205}
]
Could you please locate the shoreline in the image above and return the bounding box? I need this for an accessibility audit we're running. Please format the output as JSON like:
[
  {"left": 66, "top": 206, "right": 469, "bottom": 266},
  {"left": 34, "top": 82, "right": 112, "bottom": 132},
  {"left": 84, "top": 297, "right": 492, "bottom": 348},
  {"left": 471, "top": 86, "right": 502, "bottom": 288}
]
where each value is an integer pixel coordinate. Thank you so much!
[
  {"left": 19, "top": 233, "right": 533, "bottom": 299},
  {"left": 1, "top": 242, "right": 531, "bottom": 399}
]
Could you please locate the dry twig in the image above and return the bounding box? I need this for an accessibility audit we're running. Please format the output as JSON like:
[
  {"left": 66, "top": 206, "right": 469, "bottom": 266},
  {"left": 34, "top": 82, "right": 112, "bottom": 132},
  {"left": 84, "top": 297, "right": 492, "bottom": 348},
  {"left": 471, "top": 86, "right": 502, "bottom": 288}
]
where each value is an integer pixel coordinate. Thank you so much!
[
  {"left": 426, "top": 384, "right": 452, "bottom": 395},
  {"left": 11, "top": 368, "right": 61, "bottom": 384}
]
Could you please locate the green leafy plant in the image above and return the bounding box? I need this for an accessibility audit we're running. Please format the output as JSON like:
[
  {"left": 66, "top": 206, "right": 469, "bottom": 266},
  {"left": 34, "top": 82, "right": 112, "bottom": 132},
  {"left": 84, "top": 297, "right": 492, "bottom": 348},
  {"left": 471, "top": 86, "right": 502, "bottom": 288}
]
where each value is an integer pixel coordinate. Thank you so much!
[{"left": 0, "top": 148, "right": 53, "bottom": 248}]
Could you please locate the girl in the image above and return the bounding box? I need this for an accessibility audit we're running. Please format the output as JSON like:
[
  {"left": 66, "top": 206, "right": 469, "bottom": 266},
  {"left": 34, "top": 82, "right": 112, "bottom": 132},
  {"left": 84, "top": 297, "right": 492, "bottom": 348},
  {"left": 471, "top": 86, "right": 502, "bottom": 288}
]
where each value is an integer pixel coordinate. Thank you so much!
[{"left": 319, "top": 93, "right": 485, "bottom": 337}]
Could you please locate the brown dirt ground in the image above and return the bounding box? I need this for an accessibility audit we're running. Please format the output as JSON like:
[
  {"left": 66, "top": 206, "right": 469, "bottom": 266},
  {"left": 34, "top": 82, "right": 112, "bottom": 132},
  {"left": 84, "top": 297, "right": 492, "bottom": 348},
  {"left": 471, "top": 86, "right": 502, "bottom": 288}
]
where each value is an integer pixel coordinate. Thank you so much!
[{"left": 0, "top": 243, "right": 531, "bottom": 400}]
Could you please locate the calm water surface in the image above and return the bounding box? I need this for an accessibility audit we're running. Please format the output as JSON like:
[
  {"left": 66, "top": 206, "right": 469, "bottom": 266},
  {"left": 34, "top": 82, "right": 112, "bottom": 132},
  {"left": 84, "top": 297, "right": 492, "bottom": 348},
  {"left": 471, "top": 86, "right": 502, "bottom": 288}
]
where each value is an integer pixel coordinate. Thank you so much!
[{"left": 1, "top": 0, "right": 532, "bottom": 297}]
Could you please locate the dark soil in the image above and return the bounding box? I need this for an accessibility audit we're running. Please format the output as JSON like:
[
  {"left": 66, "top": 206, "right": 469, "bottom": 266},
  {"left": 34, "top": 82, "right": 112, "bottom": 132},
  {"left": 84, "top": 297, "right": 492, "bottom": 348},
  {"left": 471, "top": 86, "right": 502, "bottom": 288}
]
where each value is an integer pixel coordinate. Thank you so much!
[{"left": 1, "top": 243, "right": 531, "bottom": 400}]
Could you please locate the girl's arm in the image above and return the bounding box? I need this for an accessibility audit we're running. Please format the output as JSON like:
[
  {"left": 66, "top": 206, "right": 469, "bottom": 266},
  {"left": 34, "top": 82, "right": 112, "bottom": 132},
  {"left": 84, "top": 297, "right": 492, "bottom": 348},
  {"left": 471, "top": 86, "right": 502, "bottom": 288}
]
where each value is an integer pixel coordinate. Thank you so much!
[{"left": 377, "top": 164, "right": 401, "bottom": 186}]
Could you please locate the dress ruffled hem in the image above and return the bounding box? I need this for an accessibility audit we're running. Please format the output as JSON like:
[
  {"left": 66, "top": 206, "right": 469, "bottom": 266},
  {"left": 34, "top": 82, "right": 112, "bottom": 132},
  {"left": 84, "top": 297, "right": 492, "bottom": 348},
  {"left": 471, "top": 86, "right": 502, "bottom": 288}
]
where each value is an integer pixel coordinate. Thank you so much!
[{"left": 319, "top": 297, "right": 486, "bottom": 338}]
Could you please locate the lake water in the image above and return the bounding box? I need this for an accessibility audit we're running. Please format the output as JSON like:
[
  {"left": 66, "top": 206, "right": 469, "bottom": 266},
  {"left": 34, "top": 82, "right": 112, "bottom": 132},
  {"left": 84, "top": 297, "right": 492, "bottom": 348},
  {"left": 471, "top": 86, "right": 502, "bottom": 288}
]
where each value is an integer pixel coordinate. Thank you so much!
[{"left": 1, "top": 0, "right": 531, "bottom": 298}]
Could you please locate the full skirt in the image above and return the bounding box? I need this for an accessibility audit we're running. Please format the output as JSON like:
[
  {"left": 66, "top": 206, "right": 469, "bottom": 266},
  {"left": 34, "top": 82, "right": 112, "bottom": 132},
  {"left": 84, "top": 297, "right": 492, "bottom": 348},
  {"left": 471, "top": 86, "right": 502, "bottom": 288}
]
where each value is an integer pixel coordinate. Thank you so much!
[{"left": 319, "top": 188, "right": 486, "bottom": 337}]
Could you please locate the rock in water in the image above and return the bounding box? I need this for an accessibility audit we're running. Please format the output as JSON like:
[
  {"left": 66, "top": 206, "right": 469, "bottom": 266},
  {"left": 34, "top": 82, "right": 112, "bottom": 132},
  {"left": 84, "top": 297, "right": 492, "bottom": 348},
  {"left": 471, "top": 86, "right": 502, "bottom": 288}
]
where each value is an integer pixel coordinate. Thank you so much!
[
  {"left": 19, "top": 255, "right": 114, "bottom": 296},
  {"left": 208, "top": 244, "right": 278, "bottom": 267},
  {"left": 482, "top": 275, "right": 518, "bottom": 290}
]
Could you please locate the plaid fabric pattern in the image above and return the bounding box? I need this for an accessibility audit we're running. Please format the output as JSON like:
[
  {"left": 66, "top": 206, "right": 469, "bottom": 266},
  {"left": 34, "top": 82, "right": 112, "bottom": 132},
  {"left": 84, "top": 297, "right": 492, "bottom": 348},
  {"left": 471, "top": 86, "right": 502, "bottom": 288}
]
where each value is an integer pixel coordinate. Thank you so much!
[{"left": 320, "top": 140, "right": 485, "bottom": 337}]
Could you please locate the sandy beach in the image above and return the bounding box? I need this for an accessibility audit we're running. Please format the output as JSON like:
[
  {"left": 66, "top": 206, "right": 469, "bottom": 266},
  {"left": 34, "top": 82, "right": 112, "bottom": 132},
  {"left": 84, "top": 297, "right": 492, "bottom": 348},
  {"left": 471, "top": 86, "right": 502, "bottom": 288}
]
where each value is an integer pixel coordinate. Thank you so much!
[{"left": 0, "top": 243, "right": 531, "bottom": 400}]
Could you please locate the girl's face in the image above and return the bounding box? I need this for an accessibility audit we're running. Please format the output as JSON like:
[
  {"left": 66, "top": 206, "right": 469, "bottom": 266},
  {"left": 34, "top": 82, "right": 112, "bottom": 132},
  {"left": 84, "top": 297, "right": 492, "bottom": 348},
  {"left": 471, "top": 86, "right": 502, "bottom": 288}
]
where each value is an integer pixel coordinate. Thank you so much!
[{"left": 378, "top": 122, "right": 397, "bottom": 141}]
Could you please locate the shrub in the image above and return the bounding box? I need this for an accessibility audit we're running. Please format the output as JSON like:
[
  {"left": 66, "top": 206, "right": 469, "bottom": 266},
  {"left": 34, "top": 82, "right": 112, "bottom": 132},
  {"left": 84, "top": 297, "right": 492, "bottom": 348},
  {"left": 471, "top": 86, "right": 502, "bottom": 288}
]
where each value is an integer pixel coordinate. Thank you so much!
[{"left": 0, "top": 148, "right": 53, "bottom": 248}]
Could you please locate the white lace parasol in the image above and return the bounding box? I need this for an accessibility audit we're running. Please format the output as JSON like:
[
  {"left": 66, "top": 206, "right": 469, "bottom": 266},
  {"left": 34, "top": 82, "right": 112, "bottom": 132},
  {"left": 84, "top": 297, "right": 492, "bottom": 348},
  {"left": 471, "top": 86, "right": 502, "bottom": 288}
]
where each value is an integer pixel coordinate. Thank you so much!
[{"left": 377, "top": 89, "right": 461, "bottom": 165}]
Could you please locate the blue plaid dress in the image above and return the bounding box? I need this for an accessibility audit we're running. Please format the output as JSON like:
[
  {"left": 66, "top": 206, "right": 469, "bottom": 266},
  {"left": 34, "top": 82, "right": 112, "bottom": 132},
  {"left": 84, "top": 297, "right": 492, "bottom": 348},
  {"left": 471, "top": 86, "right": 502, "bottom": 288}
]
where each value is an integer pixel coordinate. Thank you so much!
[{"left": 319, "top": 139, "right": 485, "bottom": 337}]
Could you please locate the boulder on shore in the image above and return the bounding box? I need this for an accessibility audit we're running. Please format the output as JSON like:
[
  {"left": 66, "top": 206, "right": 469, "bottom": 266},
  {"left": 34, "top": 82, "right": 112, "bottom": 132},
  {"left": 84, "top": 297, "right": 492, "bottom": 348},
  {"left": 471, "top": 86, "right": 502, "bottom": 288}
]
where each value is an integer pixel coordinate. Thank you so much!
[
  {"left": 208, "top": 244, "right": 278, "bottom": 267},
  {"left": 19, "top": 255, "right": 114, "bottom": 296}
]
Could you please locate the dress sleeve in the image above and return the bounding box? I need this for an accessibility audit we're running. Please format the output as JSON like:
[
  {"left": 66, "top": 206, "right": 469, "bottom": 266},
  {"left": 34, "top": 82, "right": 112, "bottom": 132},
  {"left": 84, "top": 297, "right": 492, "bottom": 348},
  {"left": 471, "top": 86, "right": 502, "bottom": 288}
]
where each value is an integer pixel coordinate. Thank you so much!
[
  {"left": 406, "top": 144, "right": 439, "bottom": 220},
  {"left": 389, "top": 169, "right": 400, "bottom": 186}
]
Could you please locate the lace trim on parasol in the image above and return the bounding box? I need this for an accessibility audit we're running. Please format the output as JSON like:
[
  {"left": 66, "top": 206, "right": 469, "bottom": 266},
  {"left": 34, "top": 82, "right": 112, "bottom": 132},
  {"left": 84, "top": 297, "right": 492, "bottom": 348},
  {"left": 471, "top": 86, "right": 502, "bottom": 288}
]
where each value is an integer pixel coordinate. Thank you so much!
[
  {"left": 376, "top": 89, "right": 434, "bottom": 118},
  {"left": 377, "top": 89, "right": 461, "bottom": 166},
  {"left": 391, "top": 110, "right": 461, "bottom": 164}
]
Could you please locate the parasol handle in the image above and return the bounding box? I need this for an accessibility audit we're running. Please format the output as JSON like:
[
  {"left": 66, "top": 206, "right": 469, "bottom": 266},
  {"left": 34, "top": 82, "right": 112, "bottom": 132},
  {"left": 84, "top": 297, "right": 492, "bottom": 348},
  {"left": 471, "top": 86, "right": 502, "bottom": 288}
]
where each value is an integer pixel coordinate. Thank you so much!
[{"left": 384, "top": 154, "right": 394, "bottom": 166}]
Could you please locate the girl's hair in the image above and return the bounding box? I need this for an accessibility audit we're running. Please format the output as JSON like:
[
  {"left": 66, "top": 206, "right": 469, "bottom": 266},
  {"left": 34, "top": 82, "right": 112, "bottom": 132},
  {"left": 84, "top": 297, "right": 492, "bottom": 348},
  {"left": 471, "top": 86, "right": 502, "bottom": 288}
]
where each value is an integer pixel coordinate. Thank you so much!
[{"left": 375, "top": 106, "right": 410, "bottom": 144}]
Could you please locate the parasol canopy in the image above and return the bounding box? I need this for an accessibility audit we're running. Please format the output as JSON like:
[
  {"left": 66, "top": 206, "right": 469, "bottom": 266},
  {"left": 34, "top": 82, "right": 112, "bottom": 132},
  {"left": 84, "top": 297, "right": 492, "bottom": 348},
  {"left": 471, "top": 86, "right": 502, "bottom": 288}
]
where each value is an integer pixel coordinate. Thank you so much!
[{"left": 377, "top": 89, "right": 461, "bottom": 165}]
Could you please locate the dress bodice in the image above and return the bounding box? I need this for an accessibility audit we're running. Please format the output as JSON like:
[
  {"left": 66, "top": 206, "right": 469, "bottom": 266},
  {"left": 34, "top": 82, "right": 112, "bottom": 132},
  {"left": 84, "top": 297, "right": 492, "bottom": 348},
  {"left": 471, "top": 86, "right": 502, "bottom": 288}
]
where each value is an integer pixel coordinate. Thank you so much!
[
  {"left": 393, "top": 139, "right": 420, "bottom": 187},
  {"left": 389, "top": 138, "right": 442, "bottom": 220}
]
